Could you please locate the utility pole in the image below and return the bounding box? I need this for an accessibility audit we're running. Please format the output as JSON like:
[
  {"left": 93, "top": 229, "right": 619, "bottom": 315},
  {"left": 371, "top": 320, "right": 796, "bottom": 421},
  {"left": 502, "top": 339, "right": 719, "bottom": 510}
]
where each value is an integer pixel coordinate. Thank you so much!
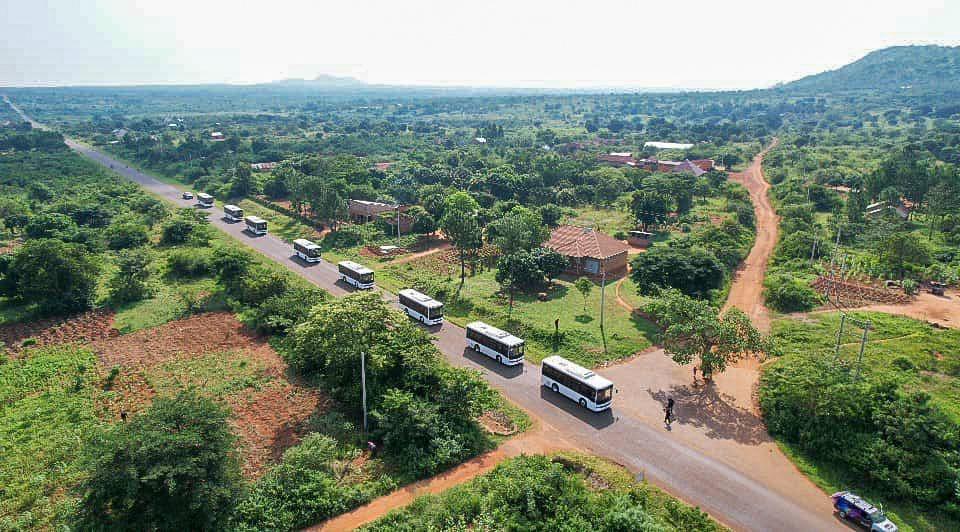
[
  {"left": 834, "top": 313, "right": 846, "bottom": 358},
  {"left": 360, "top": 350, "right": 368, "bottom": 434},
  {"left": 600, "top": 269, "right": 607, "bottom": 355},
  {"left": 396, "top": 205, "right": 401, "bottom": 246},
  {"left": 854, "top": 321, "right": 871, "bottom": 381}
]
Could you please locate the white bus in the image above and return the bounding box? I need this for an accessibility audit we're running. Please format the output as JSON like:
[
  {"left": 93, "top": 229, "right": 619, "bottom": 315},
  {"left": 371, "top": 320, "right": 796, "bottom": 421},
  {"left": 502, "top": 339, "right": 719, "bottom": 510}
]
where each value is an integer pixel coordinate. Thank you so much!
[
  {"left": 223, "top": 204, "right": 244, "bottom": 222},
  {"left": 466, "top": 321, "right": 524, "bottom": 366},
  {"left": 293, "top": 238, "right": 322, "bottom": 262},
  {"left": 541, "top": 355, "right": 614, "bottom": 412},
  {"left": 338, "top": 260, "right": 374, "bottom": 289},
  {"left": 196, "top": 192, "right": 214, "bottom": 208},
  {"left": 244, "top": 215, "right": 268, "bottom": 235},
  {"left": 398, "top": 288, "right": 443, "bottom": 325}
]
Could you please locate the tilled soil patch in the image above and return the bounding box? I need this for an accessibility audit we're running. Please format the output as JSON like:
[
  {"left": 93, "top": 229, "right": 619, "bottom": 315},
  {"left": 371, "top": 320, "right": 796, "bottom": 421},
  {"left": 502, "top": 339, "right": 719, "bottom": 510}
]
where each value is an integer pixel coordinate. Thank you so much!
[
  {"left": 0, "top": 309, "right": 119, "bottom": 356},
  {"left": 91, "top": 312, "right": 328, "bottom": 478}
]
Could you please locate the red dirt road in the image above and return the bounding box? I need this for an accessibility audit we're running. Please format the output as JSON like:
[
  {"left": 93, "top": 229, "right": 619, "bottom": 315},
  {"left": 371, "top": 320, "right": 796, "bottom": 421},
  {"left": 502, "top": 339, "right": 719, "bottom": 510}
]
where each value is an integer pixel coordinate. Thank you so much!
[{"left": 723, "top": 139, "right": 780, "bottom": 333}]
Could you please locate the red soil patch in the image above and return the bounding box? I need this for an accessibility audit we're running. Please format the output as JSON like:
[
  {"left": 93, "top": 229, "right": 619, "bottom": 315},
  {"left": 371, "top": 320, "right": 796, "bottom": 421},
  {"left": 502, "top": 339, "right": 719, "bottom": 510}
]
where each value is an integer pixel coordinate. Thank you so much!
[
  {"left": 0, "top": 309, "right": 119, "bottom": 357},
  {"left": 90, "top": 312, "right": 328, "bottom": 478}
]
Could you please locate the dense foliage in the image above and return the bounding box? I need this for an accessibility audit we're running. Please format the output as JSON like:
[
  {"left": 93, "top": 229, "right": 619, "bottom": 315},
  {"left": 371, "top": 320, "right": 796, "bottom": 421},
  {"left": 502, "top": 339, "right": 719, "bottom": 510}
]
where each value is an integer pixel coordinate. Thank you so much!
[{"left": 363, "top": 454, "right": 723, "bottom": 531}]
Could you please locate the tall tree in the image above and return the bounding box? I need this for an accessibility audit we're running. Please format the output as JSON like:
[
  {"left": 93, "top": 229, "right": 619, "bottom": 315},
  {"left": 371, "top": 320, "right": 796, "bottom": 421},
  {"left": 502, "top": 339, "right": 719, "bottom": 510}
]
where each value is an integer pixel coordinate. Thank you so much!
[
  {"left": 440, "top": 192, "right": 482, "bottom": 289},
  {"left": 230, "top": 161, "right": 254, "bottom": 198},
  {"left": 645, "top": 289, "right": 766, "bottom": 379},
  {"left": 631, "top": 190, "right": 669, "bottom": 231},
  {"left": 488, "top": 206, "right": 549, "bottom": 255}
]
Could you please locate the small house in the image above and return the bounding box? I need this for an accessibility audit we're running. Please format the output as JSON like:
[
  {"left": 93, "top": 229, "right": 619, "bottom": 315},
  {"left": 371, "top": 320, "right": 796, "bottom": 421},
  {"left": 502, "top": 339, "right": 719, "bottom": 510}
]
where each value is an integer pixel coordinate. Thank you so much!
[
  {"left": 349, "top": 199, "right": 398, "bottom": 224},
  {"left": 544, "top": 225, "right": 630, "bottom": 277}
]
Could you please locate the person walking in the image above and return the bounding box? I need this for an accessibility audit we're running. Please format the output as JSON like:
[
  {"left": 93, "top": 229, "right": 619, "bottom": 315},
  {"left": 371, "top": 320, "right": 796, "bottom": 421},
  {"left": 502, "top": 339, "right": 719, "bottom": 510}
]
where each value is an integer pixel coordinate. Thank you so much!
[{"left": 664, "top": 397, "right": 675, "bottom": 426}]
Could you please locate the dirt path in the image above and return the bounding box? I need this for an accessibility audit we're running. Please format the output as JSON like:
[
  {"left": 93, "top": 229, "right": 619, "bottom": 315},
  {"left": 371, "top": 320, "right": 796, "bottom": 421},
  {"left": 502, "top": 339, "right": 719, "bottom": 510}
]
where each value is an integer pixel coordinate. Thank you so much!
[
  {"left": 389, "top": 241, "right": 452, "bottom": 266},
  {"left": 811, "top": 289, "right": 960, "bottom": 329},
  {"left": 723, "top": 139, "right": 780, "bottom": 333},
  {"left": 311, "top": 425, "right": 574, "bottom": 531},
  {"left": 615, "top": 273, "right": 635, "bottom": 312}
]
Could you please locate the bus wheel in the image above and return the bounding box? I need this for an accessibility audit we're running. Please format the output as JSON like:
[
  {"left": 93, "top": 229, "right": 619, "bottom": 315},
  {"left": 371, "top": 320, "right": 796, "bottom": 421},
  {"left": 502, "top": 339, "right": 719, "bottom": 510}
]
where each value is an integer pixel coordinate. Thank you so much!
[
  {"left": 579, "top": 398, "right": 587, "bottom": 408},
  {"left": 552, "top": 384, "right": 559, "bottom": 393},
  {"left": 496, "top": 355, "right": 502, "bottom": 364},
  {"left": 419, "top": 316, "right": 424, "bottom": 323}
]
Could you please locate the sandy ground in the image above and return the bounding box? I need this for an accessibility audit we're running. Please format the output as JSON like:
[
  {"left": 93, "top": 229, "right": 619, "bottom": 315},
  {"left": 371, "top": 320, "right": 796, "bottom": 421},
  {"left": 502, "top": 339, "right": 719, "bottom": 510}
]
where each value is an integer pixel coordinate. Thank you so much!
[
  {"left": 814, "top": 288, "right": 960, "bottom": 329},
  {"left": 723, "top": 140, "right": 780, "bottom": 333}
]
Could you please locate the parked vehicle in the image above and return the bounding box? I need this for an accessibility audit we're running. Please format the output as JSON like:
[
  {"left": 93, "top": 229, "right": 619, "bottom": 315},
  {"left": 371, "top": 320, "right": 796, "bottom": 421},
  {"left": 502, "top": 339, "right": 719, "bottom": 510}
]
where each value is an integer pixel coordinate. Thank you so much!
[
  {"left": 182, "top": 191, "right": 194, "bottom": 200},
  {"left": 831, "top": 491, "right": 897, "bottom": 531},
  {"left": 929, "top": 281, "right": 946, "bottom": 296}
]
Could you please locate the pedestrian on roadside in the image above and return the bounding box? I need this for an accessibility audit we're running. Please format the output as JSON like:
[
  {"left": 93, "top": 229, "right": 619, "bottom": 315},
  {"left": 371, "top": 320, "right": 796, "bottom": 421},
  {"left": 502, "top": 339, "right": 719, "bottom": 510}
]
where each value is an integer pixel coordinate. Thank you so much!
[
  {"left": 693, "top": 365, "right": 699, "bottom": 384},
  {"left": 664, "top": 397, "right": 675, "bottom": 426}
]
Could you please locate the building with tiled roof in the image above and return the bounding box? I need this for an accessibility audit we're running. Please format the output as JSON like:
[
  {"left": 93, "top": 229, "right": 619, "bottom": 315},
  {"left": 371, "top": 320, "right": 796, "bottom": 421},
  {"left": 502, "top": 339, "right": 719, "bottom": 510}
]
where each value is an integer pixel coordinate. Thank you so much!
[{"left": 544, "top": 225, "right": 630, "bottom": 277}]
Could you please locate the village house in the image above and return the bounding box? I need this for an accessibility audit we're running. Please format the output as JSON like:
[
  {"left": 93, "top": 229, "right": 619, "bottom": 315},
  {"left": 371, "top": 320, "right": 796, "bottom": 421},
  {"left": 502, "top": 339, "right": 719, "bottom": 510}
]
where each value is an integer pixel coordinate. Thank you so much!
[
  {"left": 210, "top": 131, "right": 225, "bottom": 141},
  {"left": 544, "top": 225, "right": 630, "bottom": 277},
  {"left": 598, "top": 152, "right": 637, "bottom": 166},
  {"left": 348, "top": 199, "right": 399, "bottom": 224},
  {"left": 250, "top": 161, "right": 279, "bottom": 171},
  {"left": 636, "top": 157, "right": 714, "bottom": 176}
]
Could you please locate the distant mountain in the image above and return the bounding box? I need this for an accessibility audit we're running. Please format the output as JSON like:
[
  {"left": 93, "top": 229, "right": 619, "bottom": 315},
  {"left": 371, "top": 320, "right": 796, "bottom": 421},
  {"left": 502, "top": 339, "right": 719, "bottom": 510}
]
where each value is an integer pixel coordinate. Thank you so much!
[
  {"left": 269, "top": 74, "right": 368, "bottom": 88},
  {"left": 779, "top": 45, "right": 960, "bottom": 92}
]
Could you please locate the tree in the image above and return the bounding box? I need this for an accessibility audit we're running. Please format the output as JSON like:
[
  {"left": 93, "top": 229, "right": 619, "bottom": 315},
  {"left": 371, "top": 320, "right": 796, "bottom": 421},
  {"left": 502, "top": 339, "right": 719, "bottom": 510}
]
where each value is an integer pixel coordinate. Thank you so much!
[
  {"left": 2, "top": 239, "right": 99, "bottom": 315},
  {"left": 877, "top": 232, "right": 931, "bottom": 279},
  {"left": 440, "top": 192, "right": 482, "bottom": 289},
  {"left": 495, "top": 251, "right": 542, "bottom": 313},
  {"left": 308, "top": 180, "right": 348, "bottom": 229},
  {"left": 0, "top": 197, "right": 30, "bottom": 233},
  {"left": 925, "top": 181, "right": 959, "bottom": 236},
  {"left": 533, "top": 247, "right": 568, "bottom": 283},
  {"left": 108, "top": 250, "right": 152, "bottom": 304},
  {"left": 24, "top": 212, "right": 76, "bottom": 240},
  {"left": 230, "top": 161, "right": 255, "bottom": 198},
  {"left": 574, "top": 277, "right": 593, "bottom": 312},
  {"left": 631, "top": 246, "right": 724, "bottom": 298},
  {"left": 488, "top": 205, "right": 549, "bottom": 255},
  {"left": 631, "top": 190, "right": 669, "bottom": 231},
  {"left": 105, "top": 215, "right": 149, "bottom": 250},
  {"left": 645, "top": 289, "right": 766, "bottom": 379},
  {"left": 77, "top": 391, "right": 241, "bottom": 531},
  {"left": 538, "top": 204, "right": 562, "bottom": 227}
]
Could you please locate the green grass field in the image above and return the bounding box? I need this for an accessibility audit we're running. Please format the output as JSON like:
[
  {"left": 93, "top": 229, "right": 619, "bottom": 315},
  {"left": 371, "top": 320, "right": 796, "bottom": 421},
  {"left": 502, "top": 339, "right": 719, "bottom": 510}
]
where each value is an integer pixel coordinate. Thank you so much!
[{"left": 768, "top": 311, "right": 960, "bottom": 531}]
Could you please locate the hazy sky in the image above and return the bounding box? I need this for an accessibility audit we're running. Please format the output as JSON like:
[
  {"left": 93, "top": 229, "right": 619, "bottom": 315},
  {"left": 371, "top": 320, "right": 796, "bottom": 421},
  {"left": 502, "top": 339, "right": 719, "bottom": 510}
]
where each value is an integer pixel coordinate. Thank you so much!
[{"left": 2, "top": 0, "right": 959, "bottom": 89}]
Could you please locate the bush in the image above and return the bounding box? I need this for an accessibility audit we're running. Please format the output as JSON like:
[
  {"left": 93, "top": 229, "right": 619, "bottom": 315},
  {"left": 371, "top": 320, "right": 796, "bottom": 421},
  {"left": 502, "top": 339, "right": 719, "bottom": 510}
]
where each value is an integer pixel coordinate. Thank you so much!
[
  {"left": 902, "top": 279, "right": 919, "bottom": 295},
  {"left": 323, "top": 225, "right": 366, "bottom": 249},
  {"left": 108, "top": 250, "right": 152, "bottom": 304},
  {"left": 76, "top": 391, "right": 241, "bottom": 531},
  {"left": 233, "top": 434, "right": 395, "bottom": 531},
  {"left": 2, "top": 239, "right": 99, "bottom": 315},
  {"left": 248, "top": 285, "right": 326, "bottom": 335},
  {"left": 232, "top": 266, "right": 291, "bottom": 306},
  {"left": 105, "top": 216, "right": 150, "bottom": 250},
  {"left": 763, "top": 274, "right": 821, "bottom": 312},
  {"left": 630, "top": 245, "right": 723, "bottom": 298},
  {"left": 166, "top": 248, "right": 214, "bottom": 278},
  {"left": 760, "top": 357, "right": 960, "bottom": 513},
  {"left": 24, "top": 212, "right": 77, "bottom": 240}
]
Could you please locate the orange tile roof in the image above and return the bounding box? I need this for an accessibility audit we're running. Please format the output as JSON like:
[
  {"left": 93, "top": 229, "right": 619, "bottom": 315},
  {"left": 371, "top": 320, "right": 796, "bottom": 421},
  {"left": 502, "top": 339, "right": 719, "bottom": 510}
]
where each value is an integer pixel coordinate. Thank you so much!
[{"left": 545, "top": 225, "right": 629, "bottom": 260}]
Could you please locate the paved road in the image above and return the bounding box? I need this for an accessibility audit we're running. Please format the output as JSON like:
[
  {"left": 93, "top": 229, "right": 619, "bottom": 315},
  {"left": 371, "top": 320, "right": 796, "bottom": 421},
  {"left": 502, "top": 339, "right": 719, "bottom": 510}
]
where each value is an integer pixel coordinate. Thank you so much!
[{"left": 5, "top": 97, "right": 839, "bottom": 532}]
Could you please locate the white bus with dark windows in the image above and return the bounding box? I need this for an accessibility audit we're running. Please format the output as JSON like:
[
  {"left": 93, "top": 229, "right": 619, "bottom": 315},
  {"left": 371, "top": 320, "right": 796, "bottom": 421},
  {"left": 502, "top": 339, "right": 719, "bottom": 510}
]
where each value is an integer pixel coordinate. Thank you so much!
[
  {"left": 293, "top": 238, "right": 322, "bottom": 263},
  {"left": 244, "top": 215, "right": 268, "bottom": 235},
  {"left": 398, "top": 288, "right": 443, "bottom": 325},
  {"left": 223, "top": 204, "right": 244, "bottom": 222},
  {"left": 338, "top": 260, "right": 374, "bottom": 289},
  {"left": 541, "top": 355, "right": 614, "bottom": 411},
  {"left": 196, "top": 192, "right": 214, "bottom": 208},
  {"left": 466, "top": 321, "right": 524, "bottom": 366}
]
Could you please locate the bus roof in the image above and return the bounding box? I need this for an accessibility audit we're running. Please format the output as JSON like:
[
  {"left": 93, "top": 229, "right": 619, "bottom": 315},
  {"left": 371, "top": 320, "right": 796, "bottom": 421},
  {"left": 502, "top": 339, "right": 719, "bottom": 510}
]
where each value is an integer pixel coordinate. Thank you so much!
[
  {"left": 398, "top": 288, "right": 443, "bottom": 308},
  {"left": 224, "top": 204, "right": 242, "bottom": 211},
  {"left": 542, "top": 355, "right": 613, "bottom": 389},
  {"left": 339, "top": 260, "right": 373, "bottom": 275},
  {"left": 245, "top": 216, "right": 266, "bottom": 224},
  {"left": 294, "top": 238, "right": 319, "bottom": 249},
  {"left": 197, "top": 192, "right": 213, "bottom": 199},
  {"left": 466, "top": 321, "right": 523, "bottom": 347}
]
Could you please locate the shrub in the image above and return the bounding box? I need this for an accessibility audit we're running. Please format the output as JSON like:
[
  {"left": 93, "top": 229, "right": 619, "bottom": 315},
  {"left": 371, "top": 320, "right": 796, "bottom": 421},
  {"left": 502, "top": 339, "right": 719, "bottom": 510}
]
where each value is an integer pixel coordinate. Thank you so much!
[
  {"left": 630, "top": 245, "right": 723, "bottom": 298},
  {"left": 108, "top": 250, "right": 153, "bottom": 304},
  {"left": 105, "top": 216, "right": 149, "bottom": 250},
  {"left": 248, "top": 285, "right": 326, "bottom": 335},
  {"left": 232, "top": 266, "right": 291, "bottom": 306},
  {"left": 763, "top": 274, "right": 821, "bottom": 312},
  {"left": 323, "top": 225, "right": 366, "bottom": 248},
  {"left": 902, "top": 278, "right": 919, "bottom": 295},
  {"left": 2, "top": 239, "right": 99, "bottom": 315},
  {"left": 76, "top": 391, "right": 241, "bottom": 531},
  {"left": 24, "top": 212, "right": 77, "bottom": 240},
  {"left": 166, "top": 248, "right": 213, "bottom": 278}
]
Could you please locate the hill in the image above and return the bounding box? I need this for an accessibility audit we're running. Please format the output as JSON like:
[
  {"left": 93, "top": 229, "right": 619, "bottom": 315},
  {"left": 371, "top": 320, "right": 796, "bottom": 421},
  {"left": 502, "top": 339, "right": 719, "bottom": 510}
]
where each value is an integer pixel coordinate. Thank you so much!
[
  {"left": 780, "top": 45, "right": 960, "bottom": 92},
  {"left": 268, "top": 74, "right": 368, "bottom": 88}
]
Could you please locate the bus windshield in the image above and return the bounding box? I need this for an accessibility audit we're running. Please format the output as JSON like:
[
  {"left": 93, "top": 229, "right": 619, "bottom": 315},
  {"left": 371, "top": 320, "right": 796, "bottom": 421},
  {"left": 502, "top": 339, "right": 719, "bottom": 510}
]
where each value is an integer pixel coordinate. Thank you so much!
[
  {"left": 429, "top": 306, "right": 443, "bottom": 319},
  {"left": 509, "top": 343, "right": 524, "bottom": 359},
  {"left": 595, "top": 385, "right": 613, "bottom": 404}
]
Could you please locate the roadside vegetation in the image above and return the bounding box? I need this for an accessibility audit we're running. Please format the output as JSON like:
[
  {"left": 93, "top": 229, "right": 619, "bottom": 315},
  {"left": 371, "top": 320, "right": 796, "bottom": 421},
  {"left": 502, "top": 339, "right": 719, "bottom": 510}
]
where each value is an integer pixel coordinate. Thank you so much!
[{"left": 363, "top": 453, "right": 725, "bottom": 531}]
